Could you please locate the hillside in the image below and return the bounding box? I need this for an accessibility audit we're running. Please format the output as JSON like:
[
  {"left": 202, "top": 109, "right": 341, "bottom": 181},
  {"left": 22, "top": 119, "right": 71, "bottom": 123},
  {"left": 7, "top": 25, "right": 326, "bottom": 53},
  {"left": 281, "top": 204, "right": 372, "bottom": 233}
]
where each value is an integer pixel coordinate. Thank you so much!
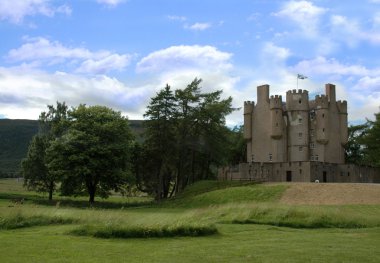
[
  {"left": 0, "top": 119, "right": 144, "bottom": 177},
  {"left": 0, "top": 119, "right": 39, "bottom": 176}
]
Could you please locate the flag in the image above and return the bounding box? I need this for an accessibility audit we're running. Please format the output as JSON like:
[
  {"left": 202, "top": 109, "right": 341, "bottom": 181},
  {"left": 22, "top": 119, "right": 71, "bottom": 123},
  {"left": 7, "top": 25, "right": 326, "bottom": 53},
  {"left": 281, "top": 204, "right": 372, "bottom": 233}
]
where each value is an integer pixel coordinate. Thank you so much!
[{"left": 297, "top": 74, "right": 308, "bottom": 79}]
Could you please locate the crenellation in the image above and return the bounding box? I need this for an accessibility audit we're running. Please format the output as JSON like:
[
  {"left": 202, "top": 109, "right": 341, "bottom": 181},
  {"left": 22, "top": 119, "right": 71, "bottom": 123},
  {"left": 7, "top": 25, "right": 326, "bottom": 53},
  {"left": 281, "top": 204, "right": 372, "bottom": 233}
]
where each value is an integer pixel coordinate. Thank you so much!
[
  {"left": 315, "top": 95, "right": 329, "bottom": 109},
  {"left": 337, "top": 100, "right": 347, "bottom": 114}
]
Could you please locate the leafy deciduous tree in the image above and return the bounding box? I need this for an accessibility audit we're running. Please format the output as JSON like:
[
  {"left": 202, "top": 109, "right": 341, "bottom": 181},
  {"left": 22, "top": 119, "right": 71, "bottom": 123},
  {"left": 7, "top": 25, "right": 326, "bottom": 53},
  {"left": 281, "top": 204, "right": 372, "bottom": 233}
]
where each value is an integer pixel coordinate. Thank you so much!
[{"left": 47, "top": 105, "right": 133, "bottom": 203}]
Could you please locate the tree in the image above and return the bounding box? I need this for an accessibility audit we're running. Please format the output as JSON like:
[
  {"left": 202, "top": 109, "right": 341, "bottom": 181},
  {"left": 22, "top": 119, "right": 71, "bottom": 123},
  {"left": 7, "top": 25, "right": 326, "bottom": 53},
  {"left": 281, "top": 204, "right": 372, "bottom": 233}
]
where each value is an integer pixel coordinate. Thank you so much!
[
  {"left": 22, "top": 135, "right": 54, "bottom": 200},
  {"left": 21, "top": 102, "right": 68, "bottom": 200},
  {"left": 47, "top": 105, "right": 133, "bottom": 204},
  {"left": 345, "top": 124, "right": 367, "bottom": 165},
  {"left": 135, "top": 78, "right": 236, "bottom": 199},
  {"left": 139, "top": 85, "right": 178, "bottom": 200},
  {"left": 360, "top": 111, "right": 380, "bottom": 167}
]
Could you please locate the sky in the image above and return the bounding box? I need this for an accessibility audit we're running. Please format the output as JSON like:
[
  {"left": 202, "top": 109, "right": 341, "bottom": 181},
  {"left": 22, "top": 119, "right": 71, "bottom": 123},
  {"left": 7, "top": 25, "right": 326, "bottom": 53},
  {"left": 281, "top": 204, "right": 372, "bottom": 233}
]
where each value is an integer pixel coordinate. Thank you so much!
[{"left": 0, "top": 0, "right": 379, "bottom": 125}]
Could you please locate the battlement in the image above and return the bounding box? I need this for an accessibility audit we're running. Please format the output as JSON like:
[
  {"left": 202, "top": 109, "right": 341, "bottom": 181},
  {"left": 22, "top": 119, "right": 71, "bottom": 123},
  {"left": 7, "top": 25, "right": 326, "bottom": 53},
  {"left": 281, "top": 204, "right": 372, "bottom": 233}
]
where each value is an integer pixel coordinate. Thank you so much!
[
  {"left": 337, "top": 100, "right": 347, "bottom": 114},
  {"left": 244, "top": 101, "right": 255, "bottom": 114},
  {"left": 269, "top": 95, "right": 283, "bottom": 109},
  {"left": 286, "top": 89, "right": 309, "bottom": 111},
  {"left": 286, "top": 89, "right": 308, "bottom": 95},
  {"left": 315, "top": 95, "right": 329, "bottom": 109}
]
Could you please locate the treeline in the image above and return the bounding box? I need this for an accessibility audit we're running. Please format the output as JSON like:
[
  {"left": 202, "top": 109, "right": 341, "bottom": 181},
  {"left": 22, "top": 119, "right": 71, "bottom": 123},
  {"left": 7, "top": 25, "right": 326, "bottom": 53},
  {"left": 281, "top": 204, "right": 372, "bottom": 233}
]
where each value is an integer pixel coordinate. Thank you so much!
[{"left": 22, "top": 78, "right": 246, "bottom": 203}]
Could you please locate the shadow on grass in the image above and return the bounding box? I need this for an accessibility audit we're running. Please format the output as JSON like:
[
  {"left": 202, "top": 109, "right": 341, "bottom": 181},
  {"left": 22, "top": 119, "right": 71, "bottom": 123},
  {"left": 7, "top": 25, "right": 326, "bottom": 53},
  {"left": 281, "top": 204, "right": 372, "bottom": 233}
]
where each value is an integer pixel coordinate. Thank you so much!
[{"left": 0, "top": 192, "right": 155, "bottom": 209}]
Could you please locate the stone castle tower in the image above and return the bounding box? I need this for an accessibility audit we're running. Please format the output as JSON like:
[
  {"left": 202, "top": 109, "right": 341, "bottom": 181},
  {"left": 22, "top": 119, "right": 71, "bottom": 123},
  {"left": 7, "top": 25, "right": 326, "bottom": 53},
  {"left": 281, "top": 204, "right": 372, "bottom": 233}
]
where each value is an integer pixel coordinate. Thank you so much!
[
  {"left": 243, "top": 84, "right": 348, "bottom": 164},
  {"left": 219, "top": 83, "right": 379, "bottom": 183}
]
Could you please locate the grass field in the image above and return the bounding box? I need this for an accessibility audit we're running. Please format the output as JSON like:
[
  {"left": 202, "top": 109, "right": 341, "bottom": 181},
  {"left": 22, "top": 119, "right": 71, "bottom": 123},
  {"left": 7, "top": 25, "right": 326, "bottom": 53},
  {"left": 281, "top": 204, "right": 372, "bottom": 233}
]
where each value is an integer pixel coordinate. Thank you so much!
[{"left": 0, "top": 178, "right": 380, "bottom": 262}]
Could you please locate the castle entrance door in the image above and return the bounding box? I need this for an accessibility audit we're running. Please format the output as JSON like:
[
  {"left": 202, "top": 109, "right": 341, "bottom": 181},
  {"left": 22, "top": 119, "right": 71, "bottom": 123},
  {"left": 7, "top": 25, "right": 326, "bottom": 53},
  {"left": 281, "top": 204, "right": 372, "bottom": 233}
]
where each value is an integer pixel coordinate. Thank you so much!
[
  {"left": 286, "top": 171, "right": 292, "bottom": 182},
  {"left": 323, "top": 171, "right": 327, "bottom": 182}
]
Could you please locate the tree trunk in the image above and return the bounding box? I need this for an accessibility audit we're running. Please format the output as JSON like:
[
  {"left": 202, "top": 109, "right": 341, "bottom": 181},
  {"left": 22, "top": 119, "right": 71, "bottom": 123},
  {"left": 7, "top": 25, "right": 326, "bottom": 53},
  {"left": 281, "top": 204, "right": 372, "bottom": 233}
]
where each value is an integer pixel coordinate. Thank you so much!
[
  {"left": 47, "top": 181, "right": 54, "bottom": 201},
  {"left": 48, "top": 188, "right": 53, "bottom": 201},
  {"left": 88, "top": 184, "right": 96, "bottom": 204},
  {"left": 89, "top": 191, "right": 95, "bottom": 204}
]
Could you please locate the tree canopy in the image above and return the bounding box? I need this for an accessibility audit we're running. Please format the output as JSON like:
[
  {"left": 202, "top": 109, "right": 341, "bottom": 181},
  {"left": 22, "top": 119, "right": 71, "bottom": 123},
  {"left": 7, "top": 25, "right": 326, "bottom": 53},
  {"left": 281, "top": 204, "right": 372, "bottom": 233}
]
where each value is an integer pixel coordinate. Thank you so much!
[{"left": 47, "top": 105, "right": 134, "bottom": 203}]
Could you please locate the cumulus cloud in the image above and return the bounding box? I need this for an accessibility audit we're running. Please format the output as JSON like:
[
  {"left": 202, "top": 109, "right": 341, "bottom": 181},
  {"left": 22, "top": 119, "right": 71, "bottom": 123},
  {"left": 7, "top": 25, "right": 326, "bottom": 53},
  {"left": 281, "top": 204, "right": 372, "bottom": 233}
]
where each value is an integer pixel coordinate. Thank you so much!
[
  {"left": 330, "top": 15, "right": 380, "bottom": 45},
  {"left": 273, "top": 0, "right": 327, "bottom": 36},
  {"left": 136, "top": 45, "right": 232, "bottom": 73},
  {"left": 7, "top": 37, "right": 132, "bottom": 74},
  {"left": 0, "top": 0, "right": 71, "bottom": 24},
  {"left": 293, "top": 56, "right": 380, "bottom": 77},
  {"left": 184, "top": 22, "right": 212, "bottom": 31},
  {"left": 97, "top": 0, "right": 126, "bottom": 8},
  {"left": 0, "top": 67, "right": 147, "bottom": 119}
]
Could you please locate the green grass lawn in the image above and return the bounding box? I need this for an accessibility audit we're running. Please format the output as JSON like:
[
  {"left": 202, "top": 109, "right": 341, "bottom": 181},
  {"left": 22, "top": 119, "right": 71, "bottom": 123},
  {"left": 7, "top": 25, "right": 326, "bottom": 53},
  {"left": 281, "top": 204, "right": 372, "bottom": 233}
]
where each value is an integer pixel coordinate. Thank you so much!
[{"left": 0, "top": 178, "right": 380, "bottom": 262}]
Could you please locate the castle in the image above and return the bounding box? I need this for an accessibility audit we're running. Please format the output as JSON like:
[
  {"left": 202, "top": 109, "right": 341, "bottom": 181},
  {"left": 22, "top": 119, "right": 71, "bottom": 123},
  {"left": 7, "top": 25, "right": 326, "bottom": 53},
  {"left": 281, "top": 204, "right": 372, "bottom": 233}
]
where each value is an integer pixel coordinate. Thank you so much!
[{"left": 219, "top": 84, "right": 380, "bottom": 183}]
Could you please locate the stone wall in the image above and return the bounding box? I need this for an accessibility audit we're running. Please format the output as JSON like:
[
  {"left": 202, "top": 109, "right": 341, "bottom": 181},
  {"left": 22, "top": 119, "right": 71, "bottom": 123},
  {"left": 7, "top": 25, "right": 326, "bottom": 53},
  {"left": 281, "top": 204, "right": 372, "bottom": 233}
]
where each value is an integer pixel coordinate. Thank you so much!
[{"left": 218, "top": 162, "right": 380, "bottom": 183}]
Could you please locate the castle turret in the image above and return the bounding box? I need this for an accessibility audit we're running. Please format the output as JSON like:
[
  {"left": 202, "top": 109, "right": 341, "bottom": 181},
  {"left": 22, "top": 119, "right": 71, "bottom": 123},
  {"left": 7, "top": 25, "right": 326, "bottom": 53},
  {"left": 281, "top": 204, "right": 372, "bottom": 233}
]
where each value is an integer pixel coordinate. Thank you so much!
[
  {"left": 315, "top": 94, "right": 329, "bottom": 144},
  {"left": 257, "top": 84, "right": 269, "bottom": 104},
  {"left": 337, "top": 100, "right": 348, "bottom": 145},
  {"left": 325, "top": 83, "right": 336, "bottom": 103},
  {"left": 286, "top": 89, "right": 309, "bottom": 161},
  {"left": 270, "top": 95, "right": 283, "bottom": 139},
  {"left": 244, "top": 101, "right": 254, "bottom": 140}
]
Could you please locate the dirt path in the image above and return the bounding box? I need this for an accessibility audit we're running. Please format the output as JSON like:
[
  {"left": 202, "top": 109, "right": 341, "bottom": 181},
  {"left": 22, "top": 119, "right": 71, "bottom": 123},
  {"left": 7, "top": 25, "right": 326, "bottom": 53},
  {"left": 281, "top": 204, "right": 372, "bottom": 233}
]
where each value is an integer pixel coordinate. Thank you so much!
[{"left": 277, "top": 183, "right": 380, "bottom": 205}]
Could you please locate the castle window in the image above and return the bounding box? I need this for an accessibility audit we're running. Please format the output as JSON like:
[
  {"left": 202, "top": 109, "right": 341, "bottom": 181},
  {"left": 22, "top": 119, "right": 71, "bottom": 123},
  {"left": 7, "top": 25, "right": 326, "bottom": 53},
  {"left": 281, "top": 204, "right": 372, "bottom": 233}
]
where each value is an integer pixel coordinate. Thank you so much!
[
  {"left": 311, "top": 155, "right": 314, "bottom": 161},
  {"left": 310, "top": 110, "right": 315, "bottom": 120},
  {"left": 315, "top": 155, "right": 319, "bottom": 161},
  {"left": 299, "top": 146, "right": 303, "bottom": 151},
  {"left": 299, "top": 99, "right": 302, "bottom": 104},
  {"left": 348, "top": 172, "right": 350, "bottom": 177},
  {"left": 300, "top": 169, "right": 302, "bottom": 174},
  {"left": 322, "top": 113, "right": 325, "bottom": 118},
  {"left": 310, "top": 143, "right": 315, "bottom": 149},
  {"left": 269, "top": 154, "right": 273, "bottom": 162},
  {"left": 251, "top": 155, "right": 255, "bottom": 162},
  {"left": 276, "top": 122, "right": 279, "bottom": 127},
  {"left": 298, "top": 132, "right": 302, "bottom": 138},
  {"left": 322, "top": 128, "right": 325, "bottom": 132},
  {"left": 298, "top": 118, "right": 302, "bottom": 124}
]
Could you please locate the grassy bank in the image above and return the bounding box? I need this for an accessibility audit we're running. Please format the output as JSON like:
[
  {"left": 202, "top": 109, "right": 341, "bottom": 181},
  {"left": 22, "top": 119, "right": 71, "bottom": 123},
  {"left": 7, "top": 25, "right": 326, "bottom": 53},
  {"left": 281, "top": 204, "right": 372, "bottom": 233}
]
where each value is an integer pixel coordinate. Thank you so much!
[{"left": 1, "top": 178, "right": 379, "bottom": 262}]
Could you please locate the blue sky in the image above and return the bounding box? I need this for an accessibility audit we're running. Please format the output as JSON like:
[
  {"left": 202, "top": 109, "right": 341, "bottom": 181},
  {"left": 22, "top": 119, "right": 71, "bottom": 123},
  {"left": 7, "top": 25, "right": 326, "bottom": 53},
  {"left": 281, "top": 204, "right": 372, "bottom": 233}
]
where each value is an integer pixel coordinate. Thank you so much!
[{"left": 0, "top": 0, "right": 379, "bottom": 125}]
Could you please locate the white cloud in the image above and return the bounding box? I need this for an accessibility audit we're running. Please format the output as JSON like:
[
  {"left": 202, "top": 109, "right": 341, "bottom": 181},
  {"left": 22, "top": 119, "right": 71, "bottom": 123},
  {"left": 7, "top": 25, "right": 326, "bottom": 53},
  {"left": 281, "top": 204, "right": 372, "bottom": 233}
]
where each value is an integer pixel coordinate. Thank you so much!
[
  {"left": 97, "top": 0, "right": 126, "bottom": 8},
  {"left": 136, "top": 45, "right": 232, "bottom": 73},
  {"left": 76, "top": 54, "right": 131, "bottom": 74},
  {"left": 262, "top": 42, "right": 291, "bottom": 60},
  {"left": 293, "top": 56, "right": 380, "bottom": 77},
  {"left": 273, "top": 0, "right": 327, "bottom": 36},
  {"left": 330, "top": 15, "right": 380, "bottom": 45},
  {"left": 0, "top": 0, "right": 71, "bottom": 24},
  {"left": 0, "top": 67, "right": 147, "bottom": 120},
  {"left": 184, "top": 22, "right": 211, "bottom": 31},
  {"left": 167, "top": 15, "right": 187, "bottom": 21},
  {"left": 7, "top": 37, "right": 132, "bottom": 74}
]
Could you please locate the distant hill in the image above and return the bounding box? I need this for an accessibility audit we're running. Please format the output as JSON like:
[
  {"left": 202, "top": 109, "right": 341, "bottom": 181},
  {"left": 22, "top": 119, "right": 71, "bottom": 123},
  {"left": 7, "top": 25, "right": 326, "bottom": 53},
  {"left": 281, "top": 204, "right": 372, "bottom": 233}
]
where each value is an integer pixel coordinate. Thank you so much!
[{"left": 0, "top": 119, "right": 144, "bottom": 177}]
